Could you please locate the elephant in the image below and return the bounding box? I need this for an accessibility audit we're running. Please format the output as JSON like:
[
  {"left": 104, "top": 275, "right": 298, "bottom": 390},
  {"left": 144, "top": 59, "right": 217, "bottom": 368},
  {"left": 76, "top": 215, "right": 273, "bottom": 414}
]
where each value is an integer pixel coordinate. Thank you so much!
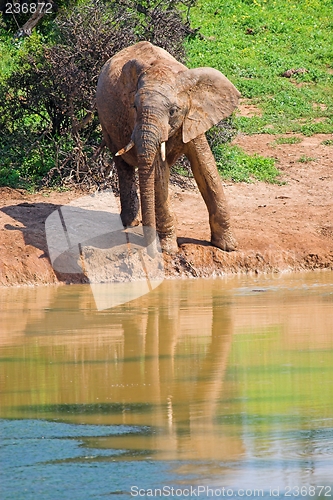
[{"left": 96, "top": 41, "right": 240, "bottom": 253}]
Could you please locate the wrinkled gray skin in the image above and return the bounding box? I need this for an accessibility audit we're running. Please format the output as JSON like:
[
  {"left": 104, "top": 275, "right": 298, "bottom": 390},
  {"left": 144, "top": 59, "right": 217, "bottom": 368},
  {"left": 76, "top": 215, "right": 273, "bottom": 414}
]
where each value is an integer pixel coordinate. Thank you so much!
[{"left": 96, "top": 41, "right": 240, "bottom": 253}]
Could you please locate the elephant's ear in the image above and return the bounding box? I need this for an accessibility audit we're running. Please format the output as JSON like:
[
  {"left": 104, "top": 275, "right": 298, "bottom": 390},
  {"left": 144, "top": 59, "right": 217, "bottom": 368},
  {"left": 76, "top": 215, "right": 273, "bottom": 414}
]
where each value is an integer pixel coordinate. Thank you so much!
[
  {"left": 179, "top": 67, "right": 241, "bottom": 143},
  {"left": 120, "top": 59, "right": 146, "bottom": 92}
]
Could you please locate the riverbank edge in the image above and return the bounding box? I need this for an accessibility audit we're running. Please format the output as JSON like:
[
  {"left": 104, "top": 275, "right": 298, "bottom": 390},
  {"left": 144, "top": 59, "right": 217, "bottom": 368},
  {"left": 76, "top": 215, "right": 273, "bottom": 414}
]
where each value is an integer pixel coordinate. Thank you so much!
[{"left": 1, "top": 242, "right": 333, "bottom": 288}]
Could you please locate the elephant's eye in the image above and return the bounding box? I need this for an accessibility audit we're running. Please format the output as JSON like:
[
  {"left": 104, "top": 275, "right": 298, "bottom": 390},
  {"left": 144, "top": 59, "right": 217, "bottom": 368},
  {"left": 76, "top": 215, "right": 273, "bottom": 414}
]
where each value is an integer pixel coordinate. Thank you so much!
[{"left": 169, "top": 107, "right": 178, "bottom": 117}]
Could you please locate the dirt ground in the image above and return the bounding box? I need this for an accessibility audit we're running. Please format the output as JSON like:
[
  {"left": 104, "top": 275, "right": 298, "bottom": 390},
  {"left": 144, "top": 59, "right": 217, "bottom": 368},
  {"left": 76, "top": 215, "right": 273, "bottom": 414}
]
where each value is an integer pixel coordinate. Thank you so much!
[{"left": 0, "top": 132, "right": 332, "bottom": 286}]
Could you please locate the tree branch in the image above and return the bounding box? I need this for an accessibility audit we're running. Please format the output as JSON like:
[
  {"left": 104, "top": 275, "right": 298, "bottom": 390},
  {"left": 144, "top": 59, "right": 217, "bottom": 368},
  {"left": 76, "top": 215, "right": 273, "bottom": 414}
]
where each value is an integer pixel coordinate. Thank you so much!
[{"left": 14, "top": 1, "right": 56, "bottom": 37}]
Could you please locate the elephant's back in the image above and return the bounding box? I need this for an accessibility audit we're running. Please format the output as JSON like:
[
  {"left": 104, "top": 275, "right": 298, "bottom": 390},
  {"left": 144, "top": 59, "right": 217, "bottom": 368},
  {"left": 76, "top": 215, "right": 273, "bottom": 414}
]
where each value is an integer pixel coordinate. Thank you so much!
[{"left": 98, "top": 42, "right": 185, "bottom": 84}]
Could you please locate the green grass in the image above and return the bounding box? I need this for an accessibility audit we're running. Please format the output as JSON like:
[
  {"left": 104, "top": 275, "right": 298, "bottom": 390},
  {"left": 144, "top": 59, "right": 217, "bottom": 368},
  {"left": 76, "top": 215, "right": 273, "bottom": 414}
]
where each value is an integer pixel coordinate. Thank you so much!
[
  {"left": 173, "top": 143, "right": 280, "bottom": 183},
  {"left": 273, "top": 136, "right": 302, "bottom": 145},
  {"left": 186, "top": 0, "right": 333, "bottom": 135},
  {"left": 213, "top": 143, "right": 280, "bottom": 183},
  {"left": 321, "top": 139, "right": 333, "bottom": 146},
  {"left": 297, "top": 154, "right": 316, "bottom": 163}
]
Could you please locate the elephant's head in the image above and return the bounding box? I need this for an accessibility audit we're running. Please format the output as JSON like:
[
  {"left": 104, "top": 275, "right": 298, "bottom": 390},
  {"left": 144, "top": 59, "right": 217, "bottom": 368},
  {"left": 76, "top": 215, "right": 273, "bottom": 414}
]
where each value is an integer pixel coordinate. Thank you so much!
[{"left": 116, "top": 60, "right": 240, "bottom": 232}]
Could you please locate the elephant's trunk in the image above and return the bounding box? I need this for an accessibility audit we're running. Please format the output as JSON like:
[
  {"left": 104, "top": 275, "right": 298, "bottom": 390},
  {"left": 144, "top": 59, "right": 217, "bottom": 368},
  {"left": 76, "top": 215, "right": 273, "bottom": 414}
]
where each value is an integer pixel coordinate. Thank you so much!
[
  {"left": 137, "top": 152, "right": 156, "bottom": 230},
  {"left": 135, "top": 119, "right": 162, "bottom": 246}
]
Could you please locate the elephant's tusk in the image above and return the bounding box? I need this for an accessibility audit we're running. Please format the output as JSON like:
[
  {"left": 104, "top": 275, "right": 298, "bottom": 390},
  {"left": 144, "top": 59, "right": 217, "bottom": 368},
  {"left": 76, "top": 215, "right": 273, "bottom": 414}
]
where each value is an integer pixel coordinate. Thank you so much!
[
  {"left": 160, "top": 142, "right": 166, "bottom": 162},
  {"left": 115, "top": 140, "right": 134, "bottom": 156}
]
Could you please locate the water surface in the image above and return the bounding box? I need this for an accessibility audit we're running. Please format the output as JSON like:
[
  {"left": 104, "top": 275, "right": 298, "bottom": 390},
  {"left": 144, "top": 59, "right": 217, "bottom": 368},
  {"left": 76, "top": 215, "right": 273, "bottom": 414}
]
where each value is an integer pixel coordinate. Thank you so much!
[{"left": 1, "top": 272, "right": 333, "bottom": 499}]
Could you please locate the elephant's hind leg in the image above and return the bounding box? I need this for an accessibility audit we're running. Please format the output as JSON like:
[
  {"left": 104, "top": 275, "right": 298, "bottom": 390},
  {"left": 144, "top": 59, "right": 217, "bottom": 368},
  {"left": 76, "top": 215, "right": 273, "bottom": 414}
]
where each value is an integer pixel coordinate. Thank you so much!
[
  {"left": 115, "top": 156, "right": 140, "bottom": 227},
  {"left": 185, "top": 134, "right": 238, "bottom": 252}
]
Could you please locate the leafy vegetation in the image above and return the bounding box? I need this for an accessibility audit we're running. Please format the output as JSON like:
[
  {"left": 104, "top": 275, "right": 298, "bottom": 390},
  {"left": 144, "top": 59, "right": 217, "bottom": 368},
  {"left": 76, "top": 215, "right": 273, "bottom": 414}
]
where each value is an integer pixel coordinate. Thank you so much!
[{"left": 0, "top": 26, "right": 17, "bottom": 80}]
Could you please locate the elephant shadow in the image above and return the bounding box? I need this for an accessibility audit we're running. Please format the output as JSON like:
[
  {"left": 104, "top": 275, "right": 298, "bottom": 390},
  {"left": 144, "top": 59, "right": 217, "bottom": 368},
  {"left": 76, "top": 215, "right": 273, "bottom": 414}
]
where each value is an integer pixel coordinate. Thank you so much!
[
  {"left": 1, "top": 201, "right": 162, "bottom": 285},
  {"left": 1, "top": 201, "right": 60, "bottom": 253},
  {"left": 1, "top": 202, "right": 84, "bottom": 283},
  {"left": 177, "top": 236, "right": 211, "bottom": 247}
]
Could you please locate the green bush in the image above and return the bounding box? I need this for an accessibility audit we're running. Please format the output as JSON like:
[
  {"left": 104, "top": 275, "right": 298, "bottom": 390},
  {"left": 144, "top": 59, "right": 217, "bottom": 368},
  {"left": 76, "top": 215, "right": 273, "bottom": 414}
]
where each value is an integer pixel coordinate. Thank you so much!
[
  {"left": 0, "top": 0, "right": 196, "bottom": 189},
  {"left": 0, "top": 25, "right": 17, "bottom": 80}
]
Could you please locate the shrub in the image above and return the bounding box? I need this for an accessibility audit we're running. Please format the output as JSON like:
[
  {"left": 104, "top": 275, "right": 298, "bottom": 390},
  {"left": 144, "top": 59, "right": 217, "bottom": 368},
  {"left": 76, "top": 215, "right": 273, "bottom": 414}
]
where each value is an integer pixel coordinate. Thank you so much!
[{"left": 0, "top": 0, "right": 197, "bottom": 188}]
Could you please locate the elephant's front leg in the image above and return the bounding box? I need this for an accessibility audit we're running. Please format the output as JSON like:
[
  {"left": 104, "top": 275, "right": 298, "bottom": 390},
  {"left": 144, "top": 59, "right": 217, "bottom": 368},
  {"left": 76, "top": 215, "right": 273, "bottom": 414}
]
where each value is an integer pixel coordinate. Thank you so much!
[
  {"left": 115, "top": 156, "right": 140, "bottom": 227},
  {"left": 154, "top": 158, "right": 178, "bottom": 254},
  {"left": 185, "top": 134, "right": 237, "bottom": 252}
]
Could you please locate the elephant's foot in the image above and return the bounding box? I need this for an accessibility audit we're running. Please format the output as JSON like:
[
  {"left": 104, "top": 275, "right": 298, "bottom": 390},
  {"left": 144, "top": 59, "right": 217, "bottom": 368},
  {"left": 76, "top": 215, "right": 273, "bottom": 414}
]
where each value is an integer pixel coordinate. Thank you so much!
[
  {"left": 121, "top": 214, "right": 140, "bottom": 228},
  {"left": 158, "top": 232, "right": 179, "bottom": 255},
  {"left": 211, "top": 231, "right": 238, "bottom": 252}
]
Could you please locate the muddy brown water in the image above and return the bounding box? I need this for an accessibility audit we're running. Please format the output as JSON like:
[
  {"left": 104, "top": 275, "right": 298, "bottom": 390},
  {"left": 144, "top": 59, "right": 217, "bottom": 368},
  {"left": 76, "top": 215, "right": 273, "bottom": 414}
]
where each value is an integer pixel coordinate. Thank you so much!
[{"left": 1, "top": 272, "right": 333, "bottom": 499}]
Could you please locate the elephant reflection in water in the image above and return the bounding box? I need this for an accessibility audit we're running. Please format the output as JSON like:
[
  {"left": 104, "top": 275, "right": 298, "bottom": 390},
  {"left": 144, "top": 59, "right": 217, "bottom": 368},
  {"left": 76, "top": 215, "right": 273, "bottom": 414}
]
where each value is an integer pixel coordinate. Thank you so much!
[
  {"left": 0, "top": 281, "right": 242, "bottom": 461},
  {"left": 99, "top": 281, "right": 242, "bottom": 461}
]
